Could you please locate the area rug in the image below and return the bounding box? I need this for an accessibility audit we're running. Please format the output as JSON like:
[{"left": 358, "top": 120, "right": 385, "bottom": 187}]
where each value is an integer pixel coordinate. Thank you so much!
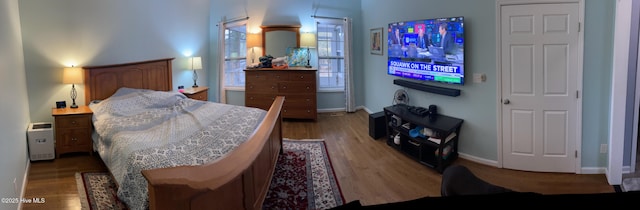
[
  {"left": 622, "top": 177, "right": 640, "bottom": 192},
  {"left": 76, "top": 139, "right": 344, "bottom": 210}
]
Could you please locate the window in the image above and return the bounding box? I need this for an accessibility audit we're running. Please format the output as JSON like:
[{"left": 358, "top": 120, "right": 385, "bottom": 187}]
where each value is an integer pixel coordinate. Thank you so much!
[
  {"left": 224, "top": 25, "right": 247, "bottom": 88},
  {"left": 317, "top": 21, "right": 345, "bottom": 90}
]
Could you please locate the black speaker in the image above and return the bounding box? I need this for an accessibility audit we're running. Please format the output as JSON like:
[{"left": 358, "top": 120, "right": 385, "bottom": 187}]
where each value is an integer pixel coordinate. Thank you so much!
[
  {"left": 428, "top": 105, "right": 438, "bottom": 116},
  {"left": 369, "top": 112, "right": 386, "bottom": 139}
]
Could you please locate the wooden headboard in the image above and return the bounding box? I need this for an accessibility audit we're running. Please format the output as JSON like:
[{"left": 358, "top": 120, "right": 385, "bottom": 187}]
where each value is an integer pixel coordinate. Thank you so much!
[{"left": 83, "top": 58, "right": 175, "bottom": 104}]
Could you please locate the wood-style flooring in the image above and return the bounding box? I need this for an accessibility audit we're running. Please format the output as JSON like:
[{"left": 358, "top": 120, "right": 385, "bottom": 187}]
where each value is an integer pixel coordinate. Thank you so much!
[{"left": 21, "top": 110, "right": 615, "bottom": 209}]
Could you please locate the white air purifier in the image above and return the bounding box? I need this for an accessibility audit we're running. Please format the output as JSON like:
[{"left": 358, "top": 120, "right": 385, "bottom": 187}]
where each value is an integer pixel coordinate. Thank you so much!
[{"left": 27, "top": 122, "right": 54, "bottom": 161}]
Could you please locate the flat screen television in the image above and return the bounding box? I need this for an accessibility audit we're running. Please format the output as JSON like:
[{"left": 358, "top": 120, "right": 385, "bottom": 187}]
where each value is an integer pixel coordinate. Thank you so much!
[{"left": 388, "top": 16, "right": 465, "bottom": 85}]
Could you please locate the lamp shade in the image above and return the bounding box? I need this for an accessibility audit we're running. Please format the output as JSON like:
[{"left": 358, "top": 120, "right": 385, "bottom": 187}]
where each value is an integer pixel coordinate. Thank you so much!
[
  {"left": 300, "top": 33, "right": 317, "bottom": 48},
  {"left": 62, "top": 67, "right": 83, "bottom": 84},
  {"left": 190, "top": 57, "right": 202, "bottom": 70},
  {"left": 247, "top": 33, "right": 262, "bottom": 48}
]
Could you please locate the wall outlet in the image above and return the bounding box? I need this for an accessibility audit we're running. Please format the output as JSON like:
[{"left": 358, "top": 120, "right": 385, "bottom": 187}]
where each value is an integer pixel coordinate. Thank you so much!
[
  {"left": 600, "top": 144, "right": 607, "bottom": 154},
  {"left": 473, "top": 73, "right": 486, "bottom": 83}
]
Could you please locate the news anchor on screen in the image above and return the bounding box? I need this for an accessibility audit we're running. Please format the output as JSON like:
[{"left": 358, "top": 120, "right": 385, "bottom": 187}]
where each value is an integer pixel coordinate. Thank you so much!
[
  {"left": 391, "top": 27, "right": 403, "bottom": 45},
  {"left": 416, "top": 26, "right": 430, "bottom": 49},
  {"left": 439, "top": 22, "right": 456, "bottom": 54}
]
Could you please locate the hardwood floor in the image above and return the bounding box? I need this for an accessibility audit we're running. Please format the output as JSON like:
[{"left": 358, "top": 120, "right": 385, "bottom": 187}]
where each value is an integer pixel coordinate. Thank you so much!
[
  {"left": 22, "top": 154, "right": 107, "bottom": 210},
  {"left": 21, "top": 110, "right": 615, "bottom": 209}
]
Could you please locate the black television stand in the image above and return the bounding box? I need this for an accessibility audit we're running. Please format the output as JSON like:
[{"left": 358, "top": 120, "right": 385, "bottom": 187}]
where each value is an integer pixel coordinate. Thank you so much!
[{"left": 383, "top": 104, "right": 463, "bottom": 173}]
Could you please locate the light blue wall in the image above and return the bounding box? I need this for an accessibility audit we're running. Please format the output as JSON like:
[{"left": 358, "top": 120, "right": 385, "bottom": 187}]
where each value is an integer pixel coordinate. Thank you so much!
[
  {"left": 582, "top": 0, "right": 615, "bottom": 167},
  {"left": 362, "top": 0, "right": 499, "bottom": 160},
  {"left": 361, "top": 0, "right": 616, "bottom": 167},
  {"left": 0, "top": 0, "right": 31, "bottom": 208},
  {"left": 208, "top": 0, "right": 363, "bottom": 110},
  {"left": 19, "top": 0, "right": 211, "bottom": 123}
]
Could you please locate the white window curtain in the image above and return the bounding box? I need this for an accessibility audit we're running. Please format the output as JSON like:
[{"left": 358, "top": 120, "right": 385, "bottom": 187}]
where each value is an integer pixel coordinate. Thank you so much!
[
  {"left": 217, "top": 21, "right": 226, "bottom": 103},
  {"left": 343, "top": 17, "right": 355, "bottom": 113},
  {"left": 314, "top": 16, "right": 355, "bottom": 112}
]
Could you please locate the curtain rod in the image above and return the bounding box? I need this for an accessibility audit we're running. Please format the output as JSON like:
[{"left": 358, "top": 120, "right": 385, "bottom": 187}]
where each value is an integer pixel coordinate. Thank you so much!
[
  {"left": 311, "top": 15, "right": 345, "bottom": 20},
  {"left": 216, "top": 16, "right": 249, "bottom": 26}
]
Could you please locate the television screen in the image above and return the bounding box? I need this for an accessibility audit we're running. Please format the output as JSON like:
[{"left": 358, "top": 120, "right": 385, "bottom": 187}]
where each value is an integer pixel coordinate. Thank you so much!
[{"left": 388, "top": 16, "right": 465, "bottom": 85}]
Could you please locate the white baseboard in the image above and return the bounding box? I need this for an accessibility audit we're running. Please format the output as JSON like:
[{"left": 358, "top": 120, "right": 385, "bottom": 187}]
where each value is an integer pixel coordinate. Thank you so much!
[
  {"left": 17, "top": 160, "right": 30, "bottom": 210},
  {"left": 581, "top": 166, "right": 607, "bottom": 174},
  {"left": 458, "top": 152, "right": 499, "bottom": 168},
  {"left": 318, "top": 106, "right": 368, "bottom": 113},
  {"left": 458, "top": 152, "right": 607, "bottom": 175},
  {"left": 317, "top": 108, "right": 346, "bottom": 113}
]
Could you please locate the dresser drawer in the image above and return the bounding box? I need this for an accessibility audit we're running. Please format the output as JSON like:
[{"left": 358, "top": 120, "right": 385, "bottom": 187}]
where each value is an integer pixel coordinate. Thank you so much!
[
  {"left": 282, "top": 107, "right": 317, "bottom": 119},
  {"left": 56, "top": 115, "right": 91, "bottom": 129},
  {"left": 283, "top": 95, "right": 316, "bottom": 107},
  {"left": 246, "top": 71, "right": 269, "bottom": 81},
  {"left": 245, "top": 94, "right": 277, "bottom": 110},
  {"left": 246, "top": 82, "right": 278, "bottom": 93},
  {"left": 246, "top": 71, "right": 289, "bottom": 81},
  {"left": 56, "top": 128, "right": 92, "bottom": 148},
  {"left": 279, "top": 82, "right": 315, "bottom": 93},
  {"left": 186, "top": 91, "right": 208, "bottom": 101},
  {"left": 288, "top": 72, "right": 315, "bottom": 82}
]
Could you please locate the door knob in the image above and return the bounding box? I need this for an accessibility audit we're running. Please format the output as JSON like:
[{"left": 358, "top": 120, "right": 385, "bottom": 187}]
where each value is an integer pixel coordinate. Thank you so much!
[{"left": 503, "top": 99, "right": 510, "bottom": 104}]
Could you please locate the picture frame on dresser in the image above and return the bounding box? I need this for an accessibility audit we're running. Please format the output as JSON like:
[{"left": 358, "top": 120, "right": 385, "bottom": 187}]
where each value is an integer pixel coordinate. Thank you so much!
[
  {"left": 55, "top": 101, "right": 66, "bottom": 108},
  {"left": 286, "top": 47, "right": 309, "bottom": 67}
]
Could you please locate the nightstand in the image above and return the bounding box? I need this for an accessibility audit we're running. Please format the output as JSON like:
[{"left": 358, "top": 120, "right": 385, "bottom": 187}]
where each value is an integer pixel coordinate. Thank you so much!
[
  {"left": 182, "top": 86, "right": 209, "bottom": 101},
  {"left": 52, "top": 106, "right": 93, "bottom": 158}
]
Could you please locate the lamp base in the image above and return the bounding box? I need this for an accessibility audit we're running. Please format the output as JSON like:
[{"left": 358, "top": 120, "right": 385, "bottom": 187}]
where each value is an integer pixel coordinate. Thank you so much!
[
  {"left": 192, "top": 85, "right": 199, "bottom": 88},
  {"left": 305, "top": 65, "right": 312, "bottom": 68},
  {"left": 70, "top": 104, "right": 78, "bottom": 109}
]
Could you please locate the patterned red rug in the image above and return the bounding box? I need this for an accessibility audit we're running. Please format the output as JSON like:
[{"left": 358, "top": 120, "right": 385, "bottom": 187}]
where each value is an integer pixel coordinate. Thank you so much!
[
  {"left": 76, "top": 139, "right": 344, "bottom": 210},
  {"left": 263, "top": 139, "right": 345, "bottom": 209}
]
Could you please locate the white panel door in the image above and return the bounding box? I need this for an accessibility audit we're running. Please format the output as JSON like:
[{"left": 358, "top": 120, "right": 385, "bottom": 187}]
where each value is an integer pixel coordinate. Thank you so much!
[{"left": 501, "top": 3, "right": 579, "bottom": 173}]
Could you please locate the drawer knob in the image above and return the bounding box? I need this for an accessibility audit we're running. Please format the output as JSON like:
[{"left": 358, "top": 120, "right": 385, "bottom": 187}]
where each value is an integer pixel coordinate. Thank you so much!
[
  {"left": 272, "top": 86, "right": 275, "bottom": 89},
  {"left": 71, "top": 138, "right": 78, "bottom": 141},
  {"left": 307, "top": 110, "right": 311, "bottom": 113},
  {"left": 250, "top": 97, "right": 254, "bottom": 100},
  {"left": 71, "top": 121, "right": 77, "bottom": 125},
  {"left": 300, "top": 76, "right": 304, "bottom": 79},
  {"left": 306, "top": 86, "right": 310, "bottom": 89},
  {"left": 283, "top": 86, "right": 287, "bottom": 89}
]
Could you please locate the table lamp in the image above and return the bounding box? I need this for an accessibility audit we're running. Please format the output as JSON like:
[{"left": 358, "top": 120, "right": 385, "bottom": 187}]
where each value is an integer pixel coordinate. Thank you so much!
[
  {"left": 300, "top": 33, "right": 316, "bottom": 68},
  {"left": 247, "top": 33, "right": 262, "bottom": 64},
  {"left": 62, "top": 67, "right": 83, "bottom": 108},
  {"left": 189, "top": 56, "right": 202, "bottom": 87}
]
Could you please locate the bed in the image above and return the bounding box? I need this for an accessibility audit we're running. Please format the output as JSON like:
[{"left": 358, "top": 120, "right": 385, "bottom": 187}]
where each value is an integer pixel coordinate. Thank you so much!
[{"left": 82, "top": 58, "right": 284, "bottom": 210}]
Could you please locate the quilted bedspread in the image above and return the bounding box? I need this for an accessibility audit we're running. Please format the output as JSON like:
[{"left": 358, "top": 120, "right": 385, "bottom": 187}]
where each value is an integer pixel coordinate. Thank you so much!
[{"left": 89, "top": 87, "right": 267, "bottom": 210}]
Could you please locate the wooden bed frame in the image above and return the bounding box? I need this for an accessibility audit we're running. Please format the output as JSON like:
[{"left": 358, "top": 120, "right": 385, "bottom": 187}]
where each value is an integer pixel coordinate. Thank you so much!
[{"left": 83, "top": 58, "right": 284, "bottom": 210}]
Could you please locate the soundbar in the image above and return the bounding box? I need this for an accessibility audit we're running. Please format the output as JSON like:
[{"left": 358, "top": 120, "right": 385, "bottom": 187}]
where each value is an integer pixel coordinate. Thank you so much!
[{"left": 393, "top": 79, "right": 461, "bottom": 97}]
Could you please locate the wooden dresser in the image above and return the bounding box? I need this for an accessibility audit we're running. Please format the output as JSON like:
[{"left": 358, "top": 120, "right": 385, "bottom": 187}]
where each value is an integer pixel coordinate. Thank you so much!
[{"left": 245, "top": 68, "right": 317, "bottom": 120}]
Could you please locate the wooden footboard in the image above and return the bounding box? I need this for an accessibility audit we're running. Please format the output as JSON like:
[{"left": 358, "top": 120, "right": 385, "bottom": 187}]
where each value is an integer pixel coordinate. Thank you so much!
[{"left": 141, "top": 96, "right": 284, "bottom": 210}]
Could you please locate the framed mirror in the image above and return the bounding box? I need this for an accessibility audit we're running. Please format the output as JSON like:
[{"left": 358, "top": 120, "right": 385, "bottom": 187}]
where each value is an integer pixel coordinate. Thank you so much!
[{"left": 261, "top": 25, "right": 300, "bottom": 57}]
